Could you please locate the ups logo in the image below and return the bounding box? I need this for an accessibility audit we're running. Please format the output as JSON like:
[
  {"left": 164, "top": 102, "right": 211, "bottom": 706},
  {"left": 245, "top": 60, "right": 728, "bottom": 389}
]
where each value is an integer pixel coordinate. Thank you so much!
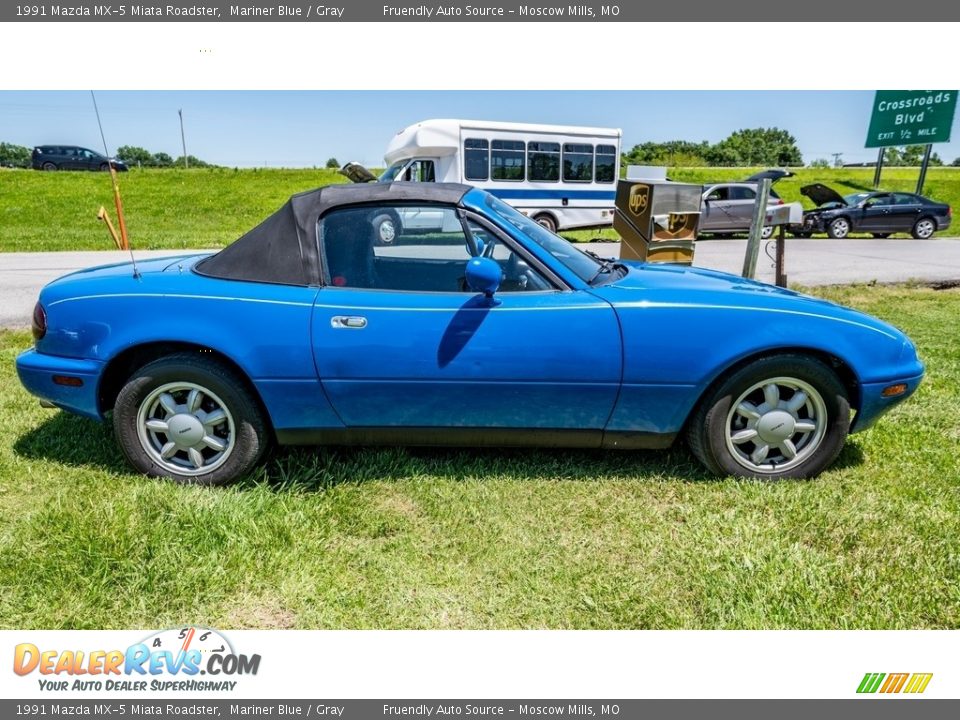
[
  {"left": 668, "top": 213, "right": 691, "bottom": 235},
  {"left": 628, "top": 184, "right": 649, "bottom": 217}
]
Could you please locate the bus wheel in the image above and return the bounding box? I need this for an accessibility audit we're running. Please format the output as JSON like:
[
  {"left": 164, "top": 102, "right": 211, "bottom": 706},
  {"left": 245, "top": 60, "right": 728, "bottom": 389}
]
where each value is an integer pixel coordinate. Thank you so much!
[{"left": 534, "top": 214, "right": 557, "bottom": 233}]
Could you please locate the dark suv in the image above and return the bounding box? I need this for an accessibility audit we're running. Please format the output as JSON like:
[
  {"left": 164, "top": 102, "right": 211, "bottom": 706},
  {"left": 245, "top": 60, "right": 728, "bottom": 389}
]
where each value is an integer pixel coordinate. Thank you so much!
[{"left": 31, "top": 146, "right": 128, "bottom": 172}]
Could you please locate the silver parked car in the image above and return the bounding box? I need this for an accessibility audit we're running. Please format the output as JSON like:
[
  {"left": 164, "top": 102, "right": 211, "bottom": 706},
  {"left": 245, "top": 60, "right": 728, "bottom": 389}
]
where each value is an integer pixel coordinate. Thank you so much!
[{"left": 699, "top": 182, "right": 786, "bottom": 239}]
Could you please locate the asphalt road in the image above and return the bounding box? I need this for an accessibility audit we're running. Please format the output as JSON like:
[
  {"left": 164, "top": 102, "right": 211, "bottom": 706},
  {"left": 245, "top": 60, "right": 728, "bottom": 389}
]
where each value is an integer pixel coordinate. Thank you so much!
[{"left": 2, "top": 238, "right": 959, "bottom": 328}]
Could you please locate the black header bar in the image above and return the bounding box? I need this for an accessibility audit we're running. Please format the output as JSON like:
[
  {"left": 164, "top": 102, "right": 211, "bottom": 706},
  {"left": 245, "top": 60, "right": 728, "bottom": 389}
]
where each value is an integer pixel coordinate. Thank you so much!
[{"left": 4, "top": 0, "right": 957, "bottom": 22}]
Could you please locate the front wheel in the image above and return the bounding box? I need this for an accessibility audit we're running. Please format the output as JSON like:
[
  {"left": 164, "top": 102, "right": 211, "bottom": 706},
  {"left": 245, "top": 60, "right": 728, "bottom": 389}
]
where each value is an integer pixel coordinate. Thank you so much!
[
  {"left": 912, "top": 217, "right": 936, "bottom": 239},
  {"left": 686, "top": 355, "right": 850, "bottom": 480},
  {"left": 113, "top": 353, "right": 269, "bottom": 486},
  {"left": 827, "top": 217, "right": 851, "bottom": 239}
]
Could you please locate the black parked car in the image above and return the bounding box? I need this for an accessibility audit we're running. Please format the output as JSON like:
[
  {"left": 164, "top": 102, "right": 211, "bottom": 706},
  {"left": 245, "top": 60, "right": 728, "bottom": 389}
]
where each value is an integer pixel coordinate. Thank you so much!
[
  {"left": 794, "top": 184, "right": 951, "bottom": 239},
  {"left": 31, "top": 145, "right": 128, "bottom": 172}
]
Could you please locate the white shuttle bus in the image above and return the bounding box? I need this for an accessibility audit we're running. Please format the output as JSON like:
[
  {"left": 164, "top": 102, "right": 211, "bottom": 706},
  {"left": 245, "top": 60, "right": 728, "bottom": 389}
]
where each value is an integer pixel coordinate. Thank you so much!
[{"left": 379, "top": 119, "right": 622, "bottom": 234}]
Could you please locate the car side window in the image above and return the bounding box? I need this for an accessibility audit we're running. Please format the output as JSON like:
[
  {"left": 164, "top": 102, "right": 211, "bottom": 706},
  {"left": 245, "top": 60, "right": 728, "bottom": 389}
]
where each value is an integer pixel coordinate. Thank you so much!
[
  {"left": 866, "top": 194, "right": 892, "bottom": 207},
  {"left": 893, "top": 193, "right": 918, "bottom": 206},
  {"left": 319, "top": 205, "right": 552, "bottom": 293},
  {"left": 706, "top": 187, "right": 730, "bottom": 201},
  {"left": 729, "top": 186, "right": 757, "bottom": 201}
]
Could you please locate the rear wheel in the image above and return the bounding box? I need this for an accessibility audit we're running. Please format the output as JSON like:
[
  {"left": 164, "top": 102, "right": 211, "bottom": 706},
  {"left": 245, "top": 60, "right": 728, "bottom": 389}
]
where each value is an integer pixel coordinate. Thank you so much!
[
  {"left": 912, "top": 217, "right": 936, "bottom": 239},
  {"left": 761, "top": 226, "right": 774, "bottom": 239},
  {"left": 827, "top": 217, "right": 851, "bottom": 239},
  {"left": 99, "top": 162, "right": 110, "bottom": 172},
  {"left": 686, "top": 354, "right": 850, "bottom": 480},
  {"left": 113, "top": 353, "right": 269, "bottom": 486},
  {"left": 41, "top": 162, "right": 57, "bottom": 171},
  {"left": 533, "top": 214, "right": 557, "bottom": 233}
]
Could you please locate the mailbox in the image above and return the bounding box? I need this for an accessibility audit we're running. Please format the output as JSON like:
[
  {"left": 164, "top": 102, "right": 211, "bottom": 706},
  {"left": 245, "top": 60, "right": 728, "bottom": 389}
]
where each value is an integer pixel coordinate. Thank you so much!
[{"left": 613, "top": 179, "right": 702, "bottom": 265}]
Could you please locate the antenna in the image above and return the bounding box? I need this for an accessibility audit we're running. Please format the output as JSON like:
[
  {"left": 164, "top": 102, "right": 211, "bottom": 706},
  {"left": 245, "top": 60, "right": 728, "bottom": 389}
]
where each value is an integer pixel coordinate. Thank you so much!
[{"left": 90, "top": 91, "right": 139, "bottom": 279}]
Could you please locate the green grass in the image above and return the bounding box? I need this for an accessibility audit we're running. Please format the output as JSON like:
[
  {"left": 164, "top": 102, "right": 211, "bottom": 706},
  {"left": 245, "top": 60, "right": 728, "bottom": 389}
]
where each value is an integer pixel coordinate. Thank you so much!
[
  {"left": 2, "top": 166, "right": 958, "bottom": 251},
  {"left": 1, "top": 284, "right": 958, "bottom": 629}
]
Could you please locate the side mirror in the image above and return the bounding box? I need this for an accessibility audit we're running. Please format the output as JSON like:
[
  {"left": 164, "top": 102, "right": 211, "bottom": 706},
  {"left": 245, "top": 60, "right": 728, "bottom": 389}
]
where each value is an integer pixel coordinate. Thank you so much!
[{"left": 465, "top": 257, "right": 502, "bottom": 298}]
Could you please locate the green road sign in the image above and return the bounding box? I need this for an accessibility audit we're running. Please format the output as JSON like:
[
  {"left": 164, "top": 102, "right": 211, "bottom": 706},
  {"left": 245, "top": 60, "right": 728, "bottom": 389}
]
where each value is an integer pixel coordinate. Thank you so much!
[{"left": 865, "top": 90, "right": 957, "bottom": 148}]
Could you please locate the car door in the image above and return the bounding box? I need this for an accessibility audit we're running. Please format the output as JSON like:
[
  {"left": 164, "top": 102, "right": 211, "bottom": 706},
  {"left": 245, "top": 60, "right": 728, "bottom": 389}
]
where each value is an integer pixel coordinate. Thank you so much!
[
  {"left": 726, "top": 185, "right": 758, "bottom": 231},
  {"left": 310, "top": 203, "right": 622, "bottom": 438},
  {"left": 890, "top": 193, "right": 924, "bottom": 232},
  {"left": 858, "top": 194, "right": 894, "bottom": 231},
  {"left": 701, "top": 186, "right": 733, "bottom": 231}
]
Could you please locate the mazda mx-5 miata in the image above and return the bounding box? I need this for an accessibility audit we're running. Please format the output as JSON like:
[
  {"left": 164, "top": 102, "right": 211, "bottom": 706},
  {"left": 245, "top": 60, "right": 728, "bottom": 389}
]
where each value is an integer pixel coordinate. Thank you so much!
[{"left": 17, "top": 183, "right": 924, "bottom": 485}]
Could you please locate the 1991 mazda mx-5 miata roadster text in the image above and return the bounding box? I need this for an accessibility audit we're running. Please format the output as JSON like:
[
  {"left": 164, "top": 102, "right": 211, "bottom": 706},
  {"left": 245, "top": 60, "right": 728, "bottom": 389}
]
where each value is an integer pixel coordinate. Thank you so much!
[{"left": 17, "top": 183, "right": 924, "bottom": 484}]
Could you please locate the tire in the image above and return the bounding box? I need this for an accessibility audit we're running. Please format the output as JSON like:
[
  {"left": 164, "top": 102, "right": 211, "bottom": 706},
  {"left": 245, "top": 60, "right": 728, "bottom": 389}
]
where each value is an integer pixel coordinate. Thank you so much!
[
  {"left": 686, "top": 354, "right": 850, "bottom": 480},
  {"left": 113, "top": 353, "right": 269, "bottom": 486},
  {"left": 41, "top": 162, "right": 57, "bottom": 171},
  {"left": 99, "top": 162, "right": 110, "bottom": 172},
  {"left": 912, "top": 217, "right": 936, "bottom": 239},
  {"left": 761, "top": 226, "right": 774, "bottom": 240},
  {"left": 871, "top": 233, "right": 890, "bottom": 239},
  {"left": 827, "top": 217, "right": 851, "bottom": 239},
  {"left": 533, "top": 214, "right": 557, "bottom": 233},
  {"left": 371, "top": 212, "right": 400, "bottom": 246}
]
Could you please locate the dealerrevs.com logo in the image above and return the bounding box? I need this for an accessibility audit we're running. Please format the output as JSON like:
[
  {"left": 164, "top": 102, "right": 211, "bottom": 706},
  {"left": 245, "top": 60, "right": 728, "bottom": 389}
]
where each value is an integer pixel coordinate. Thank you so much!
[{"left": 13, "top": 627, "right": 261, "bottom": 692}]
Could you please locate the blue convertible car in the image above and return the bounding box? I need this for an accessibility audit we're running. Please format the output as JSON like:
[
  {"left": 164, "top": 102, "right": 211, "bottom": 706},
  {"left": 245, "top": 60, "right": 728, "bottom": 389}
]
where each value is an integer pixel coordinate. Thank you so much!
[{"left": 17, "top": 183, "right": 924, "bottom": 485}]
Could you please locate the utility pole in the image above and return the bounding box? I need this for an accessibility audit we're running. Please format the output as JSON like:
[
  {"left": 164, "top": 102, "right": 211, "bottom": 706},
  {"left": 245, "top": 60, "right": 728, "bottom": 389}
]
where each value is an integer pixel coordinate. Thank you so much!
[
  {"left": 178, "top": 108, "right": 188, "bottom": 169},
  {"left": 831, "top": 152, "right": 843, "bottom": 168}
]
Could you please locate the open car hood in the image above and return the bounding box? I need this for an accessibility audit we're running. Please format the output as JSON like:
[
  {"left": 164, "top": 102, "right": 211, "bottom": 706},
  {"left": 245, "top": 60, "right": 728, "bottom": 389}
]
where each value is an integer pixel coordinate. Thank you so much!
[
  {"left": 744, "top": 169, "right": 795, "bottom": 183},
  {"left": 801, "top": 183, "right": 847, "bottom": 208},
  {"left": 339, "top": 161, "right": 378, "bottom": 184}
]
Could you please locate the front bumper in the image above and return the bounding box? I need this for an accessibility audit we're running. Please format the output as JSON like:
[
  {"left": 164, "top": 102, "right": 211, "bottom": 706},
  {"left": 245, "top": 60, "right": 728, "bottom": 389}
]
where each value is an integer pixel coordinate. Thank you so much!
[
  {"left": 16, "top": 349, "right": 105, "bottom": 421},
  {"left": 850, "top": 371, "right": 924, "bottom": 433}
]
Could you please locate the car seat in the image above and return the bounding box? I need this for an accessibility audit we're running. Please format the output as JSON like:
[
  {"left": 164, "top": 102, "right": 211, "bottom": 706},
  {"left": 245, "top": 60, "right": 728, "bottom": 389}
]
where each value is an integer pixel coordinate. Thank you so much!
[{"left": 321, "top": 209, "right": 378, "bottom": 288}]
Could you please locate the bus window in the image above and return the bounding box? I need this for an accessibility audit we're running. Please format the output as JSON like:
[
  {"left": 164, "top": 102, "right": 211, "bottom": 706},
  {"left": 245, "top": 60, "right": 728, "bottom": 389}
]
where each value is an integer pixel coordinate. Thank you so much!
[
  {"left": 563, "top": 143, "right": 593, "bottom": 183},
  {"left": 491, "top": 140, "right": 525, "bottom": 181},
  {"left": 464, "top": 138, "right": 489, "bottom": 181},
  {"left": 595, "top": 145, "right": 617, "bottom": 183},
  {"left": 528, "top": 142, "right": 560, "bottom": 182}
]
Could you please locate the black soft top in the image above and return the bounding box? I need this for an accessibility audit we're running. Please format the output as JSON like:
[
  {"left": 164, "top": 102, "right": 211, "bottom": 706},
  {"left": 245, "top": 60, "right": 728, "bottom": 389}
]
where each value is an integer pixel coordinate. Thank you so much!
[{"left": 195, "top": 182, "right": 471, "bottom": 285}]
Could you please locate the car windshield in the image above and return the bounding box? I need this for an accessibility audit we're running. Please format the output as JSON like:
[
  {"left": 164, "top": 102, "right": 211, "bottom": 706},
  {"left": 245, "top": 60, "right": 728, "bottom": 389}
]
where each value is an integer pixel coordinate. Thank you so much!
[
  {"left": 379, "top": 162, "right": 407, "bottom": 182},
  {"left": 483, "top": 194, "right": 602, "bottom": 283},
  {"left": 844, "top": 193, "right": 869, "bottom": 205}
]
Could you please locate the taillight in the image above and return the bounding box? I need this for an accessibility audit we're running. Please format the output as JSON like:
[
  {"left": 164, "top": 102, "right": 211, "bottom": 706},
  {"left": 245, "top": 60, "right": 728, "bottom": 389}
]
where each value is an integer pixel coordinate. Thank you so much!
[{"left": 31, "top": 302, "right": 46, "bottom": 341}]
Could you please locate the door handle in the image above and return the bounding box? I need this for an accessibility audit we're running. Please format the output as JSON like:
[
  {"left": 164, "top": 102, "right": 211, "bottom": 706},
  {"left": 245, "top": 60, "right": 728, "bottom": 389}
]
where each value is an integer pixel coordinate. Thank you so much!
[{"left": 331, "top": 316, "right": 367, "bottom": 329}]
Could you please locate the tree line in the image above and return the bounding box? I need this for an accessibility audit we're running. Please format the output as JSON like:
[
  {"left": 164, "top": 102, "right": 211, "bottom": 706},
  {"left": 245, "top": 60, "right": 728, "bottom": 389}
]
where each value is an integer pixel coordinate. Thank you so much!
[
  {"left": 3, "top": 134, "right": 960, "bottom": 169},
  {"left": 0, "top": 142, "right": 213, "bottom": 168},
  {"left": 622, "top": 127, "right": 956, "bottom": 167}
]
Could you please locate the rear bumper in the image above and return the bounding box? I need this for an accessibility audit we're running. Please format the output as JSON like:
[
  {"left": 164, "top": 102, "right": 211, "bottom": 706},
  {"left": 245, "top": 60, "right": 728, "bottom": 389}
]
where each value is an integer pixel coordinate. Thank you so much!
[
  {"left": 850, "top": 371, "right": 924, "bottom": 433},
  {"left": 15, "top": 349, "right": 105, "bottom": 421},
  {"left": 936, "top": 216, "right": 951, "bottom": 232}
]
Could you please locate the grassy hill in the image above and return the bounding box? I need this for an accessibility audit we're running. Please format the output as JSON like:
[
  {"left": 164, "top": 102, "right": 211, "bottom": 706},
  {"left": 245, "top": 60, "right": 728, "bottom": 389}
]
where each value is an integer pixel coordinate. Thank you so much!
[{"left": 1, "top": 166, "right": 958, "bottom": 252}]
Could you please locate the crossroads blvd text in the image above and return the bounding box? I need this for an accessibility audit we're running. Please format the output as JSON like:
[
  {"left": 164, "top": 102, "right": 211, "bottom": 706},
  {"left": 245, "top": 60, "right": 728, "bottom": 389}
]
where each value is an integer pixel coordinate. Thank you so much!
[{"left": 382, "top": 4, "right": 621, "bottom": 18}]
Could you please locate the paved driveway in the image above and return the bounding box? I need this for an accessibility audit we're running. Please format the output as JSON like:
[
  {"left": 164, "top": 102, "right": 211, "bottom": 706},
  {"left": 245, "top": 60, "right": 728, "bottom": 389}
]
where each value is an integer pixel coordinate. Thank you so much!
[{"left": 2, "top": 238, "right": 959, "bottom": 328}]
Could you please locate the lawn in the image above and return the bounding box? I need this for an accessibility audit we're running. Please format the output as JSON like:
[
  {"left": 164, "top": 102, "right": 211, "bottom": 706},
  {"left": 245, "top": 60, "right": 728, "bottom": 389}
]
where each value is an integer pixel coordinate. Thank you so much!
[
  {"left": 2, "top": 166, "right": 958, "bottom": 251},
  {"left": 1, "top": 284, "right": 958, "bottom": 630}
]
